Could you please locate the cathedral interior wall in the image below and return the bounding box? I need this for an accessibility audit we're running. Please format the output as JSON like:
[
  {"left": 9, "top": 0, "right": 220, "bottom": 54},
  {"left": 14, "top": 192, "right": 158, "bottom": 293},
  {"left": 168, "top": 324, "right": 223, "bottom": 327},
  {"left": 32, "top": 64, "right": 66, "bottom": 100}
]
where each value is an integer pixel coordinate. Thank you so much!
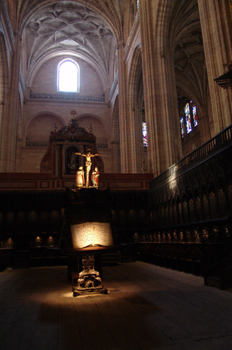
[
  {"left": 22, "top": 101, "right": 113, "bottom": 173},
  {"left": 30, "top": 56, "right": 104, "bottom": 96},
  {"left": 21, "top": 54, "right": 113, "bottom": 173}
]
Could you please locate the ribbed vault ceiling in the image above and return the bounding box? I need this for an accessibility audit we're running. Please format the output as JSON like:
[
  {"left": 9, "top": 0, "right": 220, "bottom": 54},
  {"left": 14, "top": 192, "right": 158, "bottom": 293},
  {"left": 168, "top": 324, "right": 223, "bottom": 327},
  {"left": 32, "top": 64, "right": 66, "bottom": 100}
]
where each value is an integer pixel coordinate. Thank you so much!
[{"left": 25, "top": 1, "right": 115, "bottom": 77}]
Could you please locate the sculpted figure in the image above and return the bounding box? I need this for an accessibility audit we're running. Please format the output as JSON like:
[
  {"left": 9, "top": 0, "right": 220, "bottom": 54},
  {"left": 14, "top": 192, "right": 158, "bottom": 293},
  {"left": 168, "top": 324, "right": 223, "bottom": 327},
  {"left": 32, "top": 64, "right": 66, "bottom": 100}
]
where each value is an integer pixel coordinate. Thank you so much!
[
  {"left": 75, "top": 149, "right": 100, "bottom": 188},
  {"left": 91, "top": 167, "right": 99, "bottom": 188},
  {"left": 76, "top": 166, "right": 85, "bottom": 188},
  {"left": 68, "top": 152, "right": 77, "bottom": 170}
]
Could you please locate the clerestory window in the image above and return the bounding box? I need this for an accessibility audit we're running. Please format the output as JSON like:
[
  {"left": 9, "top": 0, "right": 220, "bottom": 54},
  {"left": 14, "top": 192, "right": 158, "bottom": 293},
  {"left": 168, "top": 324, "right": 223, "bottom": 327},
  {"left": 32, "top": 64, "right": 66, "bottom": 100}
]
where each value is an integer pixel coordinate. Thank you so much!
[
  {"left": 142, "top": 122, "right": 148, "bottom": 147},
  {"left": 180, "top": 100, "right": 198, "bottom": 138},
  {"left": 57, "top": 59, "right": 80, "bottom": 92}
]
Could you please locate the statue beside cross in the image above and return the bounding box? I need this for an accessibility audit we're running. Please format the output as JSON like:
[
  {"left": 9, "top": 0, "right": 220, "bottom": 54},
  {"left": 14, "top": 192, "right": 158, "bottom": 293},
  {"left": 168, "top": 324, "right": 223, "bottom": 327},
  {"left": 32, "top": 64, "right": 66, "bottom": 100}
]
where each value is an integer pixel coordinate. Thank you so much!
[{"left": 75, "top": 149, "right": 100, "bottom": 188}]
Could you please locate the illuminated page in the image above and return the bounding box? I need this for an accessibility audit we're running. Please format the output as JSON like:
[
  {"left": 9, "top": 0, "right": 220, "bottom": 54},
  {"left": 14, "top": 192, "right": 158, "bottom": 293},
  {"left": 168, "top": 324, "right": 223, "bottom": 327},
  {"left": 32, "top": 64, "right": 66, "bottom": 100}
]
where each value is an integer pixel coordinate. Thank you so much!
[{"left": 71, "top": 222, "right": 113, "bottom": 249}]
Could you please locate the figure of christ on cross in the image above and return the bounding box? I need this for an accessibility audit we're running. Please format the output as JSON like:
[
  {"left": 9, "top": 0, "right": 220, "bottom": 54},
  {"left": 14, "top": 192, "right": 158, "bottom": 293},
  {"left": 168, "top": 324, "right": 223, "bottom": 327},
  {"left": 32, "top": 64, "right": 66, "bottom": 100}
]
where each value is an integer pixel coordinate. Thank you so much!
[{"left": 75, "top": 149, "right": 100, "bottom": 188}]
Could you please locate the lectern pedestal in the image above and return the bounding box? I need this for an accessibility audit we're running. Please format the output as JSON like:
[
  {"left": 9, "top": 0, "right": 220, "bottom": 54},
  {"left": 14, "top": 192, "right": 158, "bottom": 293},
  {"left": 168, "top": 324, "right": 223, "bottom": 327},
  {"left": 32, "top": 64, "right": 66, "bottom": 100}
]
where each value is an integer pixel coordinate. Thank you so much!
[
  {"left": 62, "top": 188, "right": 114, "bottom": 296},
  {"left": 72, "top": 253, "right": 107, "bottom": 296}
]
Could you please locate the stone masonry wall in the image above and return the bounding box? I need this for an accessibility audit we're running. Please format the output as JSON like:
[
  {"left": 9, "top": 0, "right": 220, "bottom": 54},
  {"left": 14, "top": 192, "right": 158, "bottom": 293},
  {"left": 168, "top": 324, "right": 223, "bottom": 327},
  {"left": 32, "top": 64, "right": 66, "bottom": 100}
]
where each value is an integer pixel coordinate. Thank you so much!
[{"left": 21, "top": 56, "right": 112, "bottom": 173}]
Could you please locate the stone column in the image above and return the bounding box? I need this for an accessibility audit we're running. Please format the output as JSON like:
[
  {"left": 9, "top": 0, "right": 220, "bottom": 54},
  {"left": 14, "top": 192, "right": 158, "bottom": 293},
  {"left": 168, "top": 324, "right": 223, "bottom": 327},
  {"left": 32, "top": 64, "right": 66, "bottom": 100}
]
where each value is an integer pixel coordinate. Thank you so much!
[
  {"left": 139, "top": 1, "right": 182, "bottom": 177},
  {"left": 126, "top": 104, "right": 144, "bottom": 173},
  {"left": 1, "top": 32, "right": 21, "bottom": 171},
  {"left": 117, "top": 41, "right": 130, "bottom": 172},
  {"left": 198, "top": 0, "right": 232, "bottom": 134},
  {"left": 111, "top": 99, "right": 121, "bottom": 173},
  {"left": 139, "top": 1, "right": 160, "bottom": 176},
  {"left": 111, "top": 141, "right": 120, "bottom": 173}
]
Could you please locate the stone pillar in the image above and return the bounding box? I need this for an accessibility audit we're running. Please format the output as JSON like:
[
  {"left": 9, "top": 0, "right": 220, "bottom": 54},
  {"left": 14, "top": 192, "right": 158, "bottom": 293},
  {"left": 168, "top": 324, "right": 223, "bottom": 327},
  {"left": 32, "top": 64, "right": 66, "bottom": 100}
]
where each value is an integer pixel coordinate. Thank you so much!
[
  {"left": 111, "top": 141, "right": 120, "bottom": 173},
  {"left": 15, "top": 99, "right": 24, "bottom": 172},
  {"left": 134, "top": 108, "right": 144, "bottom": 173},
  {"left": 126, "top": 105, "right": 144, "bottom": 173},
  {"left": 139, "top": 1, "right": 182, "bottom": 177},
  {"left": 117, "top": 42, "right": 130, "bottom": 173},
  {"left": 198, "top": 0, "right": 232, "bottom": 134},
  {"left": 139, "top": 2, "right": 160, "bottom": 176},
  {"left": 125, "top": 44, "right": 144, "bottom": 173},
  {"left": 111, "top": 99, "right": 121, "bottom": 173},
  {"left": 1, "top": 32, "right": 21, "bottom": 171}
]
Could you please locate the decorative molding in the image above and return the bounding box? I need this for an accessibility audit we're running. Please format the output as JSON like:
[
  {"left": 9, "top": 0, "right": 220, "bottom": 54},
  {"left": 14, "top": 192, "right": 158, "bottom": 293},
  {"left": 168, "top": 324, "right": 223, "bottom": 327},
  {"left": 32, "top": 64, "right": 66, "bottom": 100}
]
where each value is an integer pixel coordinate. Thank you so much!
[
  {"left": 97, "top": 142, "right": 108, "bottom": 149},
  {"left": 30, "top": 92, "right": 105, "bottom": 103},
  {"left": 26, "top": 141, "right": 48, "bottom": 147},
  {"left": 124, "top": 10, "right": 140, "bottom": 57},
  {"left": 109, "top": 72, "right": 118, "bottom": 100},
  {"left": 26, "top": 141, "right": 107, "bottom": 149}
]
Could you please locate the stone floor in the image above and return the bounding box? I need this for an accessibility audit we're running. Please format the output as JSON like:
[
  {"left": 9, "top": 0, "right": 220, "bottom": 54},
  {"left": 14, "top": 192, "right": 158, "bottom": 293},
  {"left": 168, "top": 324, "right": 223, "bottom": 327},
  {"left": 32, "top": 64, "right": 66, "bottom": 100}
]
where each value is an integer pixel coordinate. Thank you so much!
[{"left": 0, "top": 262, "right": 232, "bottom": 350}]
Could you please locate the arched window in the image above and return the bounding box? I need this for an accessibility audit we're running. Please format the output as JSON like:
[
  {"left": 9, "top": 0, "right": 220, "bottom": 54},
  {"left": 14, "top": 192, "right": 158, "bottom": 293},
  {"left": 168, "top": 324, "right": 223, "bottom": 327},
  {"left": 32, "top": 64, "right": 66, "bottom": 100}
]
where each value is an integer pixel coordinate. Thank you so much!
[
  {"left": 142, "top": 122, "right": 148, "bottom": 147},
  {"left": 180, "top": 100, "right": 198, "bottom": 138},
  {"left": 141, "top": 107, "right": 148, "bottom": 147},
  {"left": 57, "top": 59, "right": 80, "bottom": 92}
]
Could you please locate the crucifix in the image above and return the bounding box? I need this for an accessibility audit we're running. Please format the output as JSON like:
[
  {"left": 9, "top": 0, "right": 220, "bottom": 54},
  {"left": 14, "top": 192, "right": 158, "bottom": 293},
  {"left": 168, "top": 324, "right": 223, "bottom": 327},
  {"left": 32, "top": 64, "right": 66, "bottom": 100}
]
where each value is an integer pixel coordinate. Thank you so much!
[
  {"left": 70, "top": 110, "right": 77, "bottom": 120},
  {"left": 75, "top": 149, "right": 100, "bottom": 188}
]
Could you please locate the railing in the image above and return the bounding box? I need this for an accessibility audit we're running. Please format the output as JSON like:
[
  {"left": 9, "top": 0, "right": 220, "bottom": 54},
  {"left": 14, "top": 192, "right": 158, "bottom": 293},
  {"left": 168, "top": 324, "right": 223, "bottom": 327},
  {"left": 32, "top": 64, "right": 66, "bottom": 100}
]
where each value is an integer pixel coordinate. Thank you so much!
[{"left": 150, "top": 124, "right": 232, "bottom": 190}]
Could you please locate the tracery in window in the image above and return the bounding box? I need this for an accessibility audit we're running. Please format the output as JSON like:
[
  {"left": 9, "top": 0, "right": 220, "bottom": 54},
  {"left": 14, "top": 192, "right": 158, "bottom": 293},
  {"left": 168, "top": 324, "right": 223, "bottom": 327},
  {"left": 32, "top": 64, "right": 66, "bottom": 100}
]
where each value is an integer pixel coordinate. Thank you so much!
[
  {"left": 58, "top": 59, "right": 80, "bottom": 92},
  {"left": 180, "top": 100, "right": 198, "bottom": 137}
]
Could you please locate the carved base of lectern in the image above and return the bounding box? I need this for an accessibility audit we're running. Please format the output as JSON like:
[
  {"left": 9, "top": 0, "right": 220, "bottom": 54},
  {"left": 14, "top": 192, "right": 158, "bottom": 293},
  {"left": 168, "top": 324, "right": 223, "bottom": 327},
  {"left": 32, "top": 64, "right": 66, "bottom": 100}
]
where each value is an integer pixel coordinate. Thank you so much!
[{"left": 72, "top": 254, "right": 108, "bottom": 297}]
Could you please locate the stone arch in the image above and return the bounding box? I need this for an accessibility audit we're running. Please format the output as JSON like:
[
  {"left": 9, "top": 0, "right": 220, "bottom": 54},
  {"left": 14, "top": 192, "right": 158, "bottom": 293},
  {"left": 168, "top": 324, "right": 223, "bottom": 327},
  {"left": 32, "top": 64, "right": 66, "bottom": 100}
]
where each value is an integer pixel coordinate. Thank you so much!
[
  {"left": 128, "top": 45, "right": 142, "bottom": 112},
  {"left": 25, "top": 112, "right": 65, "bottom": 144},
  {"left": 152, "top": 1, "right": 201, "bottom": 170},
  {"left": 168, "top": 1, "right": 208, "bottom": 154},
  {"left": 128, "top": 45, "right": 147, "bottom": 173},
  {"left": 76, "top": 114, "right": 108, "bottom": 146}
]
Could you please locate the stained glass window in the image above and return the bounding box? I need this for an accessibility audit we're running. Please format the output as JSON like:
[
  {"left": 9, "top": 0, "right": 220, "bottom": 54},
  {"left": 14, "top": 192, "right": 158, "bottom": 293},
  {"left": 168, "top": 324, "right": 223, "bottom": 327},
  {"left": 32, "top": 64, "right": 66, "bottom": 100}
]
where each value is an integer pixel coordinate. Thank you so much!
[
  {"left": 58, "top": 59, "right": 80, "bottom": 92},
  {"left": 185, "top": 103, "right": 192, "bottom": 134},
  {"left": 180, "top": 116, "right": 185, "bottom": 138},
  {"left": 137, "top": 0, "right": 139, "bottom": 9},
  {"left": 192, "top": 105, "right": 198, "bottom": 127},
  {"left": 180, "top": 101, "right": 198, "bottom": 137},
  {"left": 142, "top": 122, "right": 148, "bottom": 147}
]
